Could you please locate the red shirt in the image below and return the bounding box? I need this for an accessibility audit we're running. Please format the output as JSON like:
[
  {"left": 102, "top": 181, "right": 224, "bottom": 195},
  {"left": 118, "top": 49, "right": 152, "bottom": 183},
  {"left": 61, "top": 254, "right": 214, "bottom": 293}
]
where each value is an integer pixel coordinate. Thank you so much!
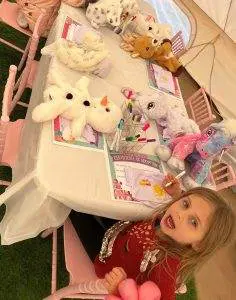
[{"left": 94, "top": 221, "right": 179, "bottom": 300}]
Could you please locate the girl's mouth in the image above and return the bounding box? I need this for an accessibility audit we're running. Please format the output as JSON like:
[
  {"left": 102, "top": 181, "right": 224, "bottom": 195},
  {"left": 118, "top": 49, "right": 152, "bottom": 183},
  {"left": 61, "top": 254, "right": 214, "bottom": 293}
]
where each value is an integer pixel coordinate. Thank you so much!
[{"left": 164, "top": 215, "right": 175, "bottom": 229}]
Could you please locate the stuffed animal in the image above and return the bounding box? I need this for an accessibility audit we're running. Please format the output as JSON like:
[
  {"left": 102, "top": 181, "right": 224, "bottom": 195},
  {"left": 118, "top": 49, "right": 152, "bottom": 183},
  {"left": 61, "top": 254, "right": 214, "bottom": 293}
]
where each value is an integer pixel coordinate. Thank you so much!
[
  {"left": 120, "top": 35, "right": 182, "bottom": 75},
  {"left": 156, "top": 119, "right": 236, "bottom": 189},
  {"left": 105, "top": 278, "right": 161, "bottom": 300},
  {"left": 41, "top": 28, "right": 112, "bottom": 78},
  {"left": 120, "top": 33, "right": 159, "bottom": 58},
  {"left": 16, "top": 0, "right": 60, "bottom": 37},
  {"left": 153, "top": 39, "right": 182, "bottom": 75},
  {"left": 120, "top": 13, "right": 172, "bottom": 43},
  {"left": 32, "top": 71, "right": 122, "bottom": 140},
  {"left": 121, "top": 87, "right": 200, "bottom": 139},
  {"left": 85, "top": 0, "right": 139, "bottom": 29}
]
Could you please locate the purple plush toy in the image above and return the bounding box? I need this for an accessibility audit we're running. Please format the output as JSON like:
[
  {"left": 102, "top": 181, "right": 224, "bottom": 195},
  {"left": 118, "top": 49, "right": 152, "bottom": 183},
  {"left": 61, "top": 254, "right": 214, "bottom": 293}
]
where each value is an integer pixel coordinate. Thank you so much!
[{"left": 156, "top": 119, "right": 236, "bottom": 189}]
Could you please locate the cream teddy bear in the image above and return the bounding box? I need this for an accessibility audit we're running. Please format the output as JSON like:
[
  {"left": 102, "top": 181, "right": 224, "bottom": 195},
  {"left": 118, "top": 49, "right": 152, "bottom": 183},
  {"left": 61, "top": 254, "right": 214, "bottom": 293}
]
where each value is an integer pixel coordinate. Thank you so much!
[
  {"left": 121, "top": 13, "right": 172, "bottom": 46},
  {"left": 41, "top": 29, "right": 112, "bottom": 78},
  {"left": 32, "top": 70, "right": 122, "bottom": 140}
]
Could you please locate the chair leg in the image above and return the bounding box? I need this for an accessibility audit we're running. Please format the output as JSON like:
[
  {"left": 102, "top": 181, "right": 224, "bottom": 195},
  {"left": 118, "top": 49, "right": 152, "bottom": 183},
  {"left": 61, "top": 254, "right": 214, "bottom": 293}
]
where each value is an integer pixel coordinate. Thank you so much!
[
  {"left": 51, "top": 229, "right": 58, "bottom": 294},
  {"left": 18, "top": 38, "right": 31, "bottom": 72},
  {"left": 10, "top": 69, "right": 29, "bottom": 114},
  {"left": 14, "top": 73, "right": 23, "bottom": 91}
]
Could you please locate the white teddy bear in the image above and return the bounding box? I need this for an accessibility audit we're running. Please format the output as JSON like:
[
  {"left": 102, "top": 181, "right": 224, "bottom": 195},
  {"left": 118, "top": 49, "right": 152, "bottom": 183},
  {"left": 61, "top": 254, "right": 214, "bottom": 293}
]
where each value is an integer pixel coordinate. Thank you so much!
[
  {"left": 121, "top": 13, "right": 172, "bottom": 45},
  {"left": 86, "top": 0, "right": 140, "bottom": 29},
  {"left": 41, "top": 29, "right": 112, "bottom": 78},
  {"left": 32, "top": 70, "right": 122, "bottom": 140},
  {"left": 121, "top": 87, "right": 200, "bottom": 139}
]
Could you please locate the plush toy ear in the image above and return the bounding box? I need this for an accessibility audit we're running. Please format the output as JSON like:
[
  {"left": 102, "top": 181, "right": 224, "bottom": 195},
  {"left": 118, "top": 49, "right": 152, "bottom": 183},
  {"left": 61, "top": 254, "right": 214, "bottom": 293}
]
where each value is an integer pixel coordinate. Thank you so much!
[
  {"left": 76, "top": 76, "right": 90, "bottom": 91},
  {"left": 121, "top": 87, "right": 137, "bottom": 100}
]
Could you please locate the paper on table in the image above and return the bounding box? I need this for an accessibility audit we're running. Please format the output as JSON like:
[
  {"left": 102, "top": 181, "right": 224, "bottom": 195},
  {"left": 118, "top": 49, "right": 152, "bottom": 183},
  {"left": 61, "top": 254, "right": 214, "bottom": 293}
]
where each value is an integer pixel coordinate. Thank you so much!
[
  {"left": 53, "top": 116, "right": 105, "bottom": 151},
  {"left": 107, "top": 152, "right": 171, "bottom": 208},
  {"left": 153, "top": 64, "right": 175, "bottom": 94}
]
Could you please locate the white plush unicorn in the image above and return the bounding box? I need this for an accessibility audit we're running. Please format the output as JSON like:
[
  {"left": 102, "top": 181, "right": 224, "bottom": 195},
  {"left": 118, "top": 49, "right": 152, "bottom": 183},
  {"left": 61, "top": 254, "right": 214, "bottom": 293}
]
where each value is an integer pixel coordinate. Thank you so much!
[{"left": 32, "top": 70, "right": 122, "bottom": 140}]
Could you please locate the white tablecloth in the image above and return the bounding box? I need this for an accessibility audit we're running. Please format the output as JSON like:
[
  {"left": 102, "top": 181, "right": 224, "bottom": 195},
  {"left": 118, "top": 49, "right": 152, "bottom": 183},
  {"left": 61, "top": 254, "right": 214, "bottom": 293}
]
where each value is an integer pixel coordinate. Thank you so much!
[{"left": 0, "top": 3, "right": 186, "bottom": 245}]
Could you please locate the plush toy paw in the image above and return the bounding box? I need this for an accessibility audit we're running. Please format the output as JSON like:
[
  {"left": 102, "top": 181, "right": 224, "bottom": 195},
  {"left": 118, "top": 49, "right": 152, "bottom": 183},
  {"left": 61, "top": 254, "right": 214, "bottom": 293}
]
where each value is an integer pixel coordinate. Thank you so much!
[
  {"left": 167, "top": 156, "right": 185, "bottom": 171},
  {"left": 182, "top": 175, "right": 200, "bottom": 190},
  {"left": 16, "top": 11, "right": 28, "bottom": 29},
  {"left": 156, "top": 145, "right": 171, "bottom": 161}
]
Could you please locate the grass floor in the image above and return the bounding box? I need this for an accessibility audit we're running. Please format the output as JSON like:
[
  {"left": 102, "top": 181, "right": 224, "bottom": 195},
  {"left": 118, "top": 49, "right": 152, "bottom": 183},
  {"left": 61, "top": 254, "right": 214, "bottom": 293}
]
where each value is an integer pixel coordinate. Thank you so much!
[{"left": 0, "top": 20, "right": 197, "bottom": 300}]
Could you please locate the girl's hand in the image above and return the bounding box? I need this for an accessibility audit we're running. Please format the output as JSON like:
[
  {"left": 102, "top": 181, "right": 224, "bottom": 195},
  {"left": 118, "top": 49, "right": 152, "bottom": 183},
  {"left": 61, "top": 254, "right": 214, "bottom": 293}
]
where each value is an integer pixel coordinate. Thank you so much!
[
  {"left": 162, "top": 174, "right": 182, "bottom": 198},
  {"left": 104, "top": 267, "right": 127, "bottom": 295}
]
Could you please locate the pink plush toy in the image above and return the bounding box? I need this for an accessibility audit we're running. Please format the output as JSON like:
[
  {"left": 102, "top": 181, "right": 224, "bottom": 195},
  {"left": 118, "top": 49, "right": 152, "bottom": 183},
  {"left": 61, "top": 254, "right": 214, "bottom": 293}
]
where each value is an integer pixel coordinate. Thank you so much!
[
  {"left": 105, "top": 279, "right": 161, "bottom": 300},
  {"left": 16, "top": 0, "right": 61, "bottom": 37}
]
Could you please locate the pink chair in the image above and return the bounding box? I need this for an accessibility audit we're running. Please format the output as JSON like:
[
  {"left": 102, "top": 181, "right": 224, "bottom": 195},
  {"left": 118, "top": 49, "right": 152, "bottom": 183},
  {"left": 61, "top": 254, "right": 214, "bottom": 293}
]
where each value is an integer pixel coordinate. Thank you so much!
[
  {"left": 0, "top": 1, "right": 47, "bottom": 71},
  {"left": 44, "top": 219, "right": 107, "bottom": 300},
  {"left": 9, "top": 13, "right": 45, "bottom": 113},
  {"left": 0, "top": 65, "right": 25, "bottom": 186},
  {"left": 185, "top": 87, "right": 216, "bottom": 130},
  {"left": 171, "top": 31, "right": 186, "bottom": 58},
  {"left": 209, "top": 160, "right": 236, "bottom": 191}
]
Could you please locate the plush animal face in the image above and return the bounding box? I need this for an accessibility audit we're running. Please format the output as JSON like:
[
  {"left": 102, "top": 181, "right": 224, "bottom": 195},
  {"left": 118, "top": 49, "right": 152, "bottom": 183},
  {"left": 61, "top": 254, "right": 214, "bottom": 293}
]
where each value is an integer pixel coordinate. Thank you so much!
[
  {"left": 43, "top": 75, "right": 92, "bottom": 120},
  {"left": 196, "top": 120, "right": 236, "bottom": 159},
  {"left": 87, "top": 96, "right": 122, "bottom": 133},
  {"left": 133, "top": 36, "right": 159, "bottom": 59},
  {"left": 124, "top": 88, "right": 168, "bottom": 119}
]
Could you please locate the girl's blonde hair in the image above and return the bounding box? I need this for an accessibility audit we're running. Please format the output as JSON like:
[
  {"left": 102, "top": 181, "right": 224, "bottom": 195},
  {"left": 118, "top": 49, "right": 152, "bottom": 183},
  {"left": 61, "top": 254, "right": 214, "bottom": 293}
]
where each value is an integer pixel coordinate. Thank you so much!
[{"left": 147, "top": 187, "right": 235, "bottom": 287}]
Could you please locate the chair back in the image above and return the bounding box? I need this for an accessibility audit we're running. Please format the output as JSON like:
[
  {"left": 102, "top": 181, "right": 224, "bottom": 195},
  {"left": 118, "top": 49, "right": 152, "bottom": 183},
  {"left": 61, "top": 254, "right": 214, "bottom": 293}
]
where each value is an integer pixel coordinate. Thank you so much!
[
  {"left": 185, "top": 87, "right": 216, "bottom": 130},
  {"left": 10, "top": 11, "right": 46, "bottom": 113},
  {"left": 209, "top": 160, "right": 236, "bottom": 191},
  {"left": 171, "top": 30, "right": 186, "bottom": 57}
]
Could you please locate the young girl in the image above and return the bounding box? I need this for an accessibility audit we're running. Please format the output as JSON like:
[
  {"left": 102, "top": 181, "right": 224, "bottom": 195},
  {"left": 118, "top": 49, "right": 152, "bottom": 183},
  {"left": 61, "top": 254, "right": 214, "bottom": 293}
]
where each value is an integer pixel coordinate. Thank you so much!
[{"left": 91, "top": 174, "right": 235, "bottom": 299}]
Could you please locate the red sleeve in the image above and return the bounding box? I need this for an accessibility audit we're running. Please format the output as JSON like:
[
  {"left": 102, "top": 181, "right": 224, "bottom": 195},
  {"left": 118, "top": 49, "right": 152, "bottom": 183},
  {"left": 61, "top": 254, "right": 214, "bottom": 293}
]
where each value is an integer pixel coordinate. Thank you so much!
[{"left": 148, "top": 258, "right": 179, "bottom": 300}]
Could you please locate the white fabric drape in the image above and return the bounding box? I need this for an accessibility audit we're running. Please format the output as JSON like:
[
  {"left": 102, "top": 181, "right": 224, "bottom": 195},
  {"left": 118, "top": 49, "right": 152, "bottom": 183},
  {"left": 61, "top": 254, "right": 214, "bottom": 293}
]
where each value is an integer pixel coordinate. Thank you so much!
[{"left": 192, "top": 0, "right": 236, "bottom": 42}]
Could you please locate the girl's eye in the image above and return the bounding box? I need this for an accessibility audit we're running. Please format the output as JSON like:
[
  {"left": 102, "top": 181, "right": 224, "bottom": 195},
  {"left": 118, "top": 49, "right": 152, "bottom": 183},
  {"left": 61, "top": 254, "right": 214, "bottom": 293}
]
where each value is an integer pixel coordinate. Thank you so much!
[
  {"left": 182, "top": 199, "right": 189, "bottom": 209},
  {"left": 190, "top": 218, "right": 198, "bottom": 228}
]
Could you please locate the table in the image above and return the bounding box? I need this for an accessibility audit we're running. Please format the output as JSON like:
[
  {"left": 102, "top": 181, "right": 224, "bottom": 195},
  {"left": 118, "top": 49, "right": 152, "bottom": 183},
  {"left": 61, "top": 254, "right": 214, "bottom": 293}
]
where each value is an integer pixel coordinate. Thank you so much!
[{"left": 0, "top": 3, "right": 187, "bottom": 245}]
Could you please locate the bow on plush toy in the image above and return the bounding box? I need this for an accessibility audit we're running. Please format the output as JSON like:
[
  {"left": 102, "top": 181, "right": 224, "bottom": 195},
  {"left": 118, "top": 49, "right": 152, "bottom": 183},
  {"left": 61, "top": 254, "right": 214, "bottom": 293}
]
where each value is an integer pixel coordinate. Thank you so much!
[
  {"left": 121, "top": 87, "right": 200, "bottom": 139},
  {"left": 32, "top": 70, "right": 122, "bottom": 140},
  {"left": 105, "top": 278, "right": 161, "bottom": 300},
  {"left": 156, "top": 119, "right": 236, "bottom": 189}
]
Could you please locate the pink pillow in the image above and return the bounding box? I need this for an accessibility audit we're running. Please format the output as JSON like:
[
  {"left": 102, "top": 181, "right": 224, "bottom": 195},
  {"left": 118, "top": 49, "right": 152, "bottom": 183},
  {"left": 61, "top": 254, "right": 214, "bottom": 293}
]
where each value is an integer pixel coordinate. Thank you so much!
[{"left": 105, "top": 278, "right": 161, "bottom": 300}]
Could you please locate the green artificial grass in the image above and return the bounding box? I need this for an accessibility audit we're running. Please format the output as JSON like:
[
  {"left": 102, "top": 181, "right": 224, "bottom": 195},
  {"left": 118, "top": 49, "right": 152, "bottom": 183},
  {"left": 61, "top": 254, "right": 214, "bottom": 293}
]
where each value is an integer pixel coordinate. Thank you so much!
[{"left": 0, "top": 21, "right": 197, "bottom": 300}]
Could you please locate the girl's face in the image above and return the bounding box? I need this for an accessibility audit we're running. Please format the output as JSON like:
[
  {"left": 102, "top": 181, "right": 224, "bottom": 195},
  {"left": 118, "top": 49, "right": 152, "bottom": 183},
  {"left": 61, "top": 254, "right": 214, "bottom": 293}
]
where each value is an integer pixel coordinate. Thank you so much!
[{"left": 160, "top": 194, "right": 215, "bottom": 248}]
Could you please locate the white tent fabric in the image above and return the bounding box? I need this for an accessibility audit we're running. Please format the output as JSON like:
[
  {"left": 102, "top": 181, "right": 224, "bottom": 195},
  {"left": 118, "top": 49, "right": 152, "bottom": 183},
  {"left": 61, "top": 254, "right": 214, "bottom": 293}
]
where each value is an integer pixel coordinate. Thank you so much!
[
  {"left": 177, "top": 0, "right": 236, "bottom": 166},
  {"left": 192, "top": 0, "right": 236, "bottom": 42}
]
